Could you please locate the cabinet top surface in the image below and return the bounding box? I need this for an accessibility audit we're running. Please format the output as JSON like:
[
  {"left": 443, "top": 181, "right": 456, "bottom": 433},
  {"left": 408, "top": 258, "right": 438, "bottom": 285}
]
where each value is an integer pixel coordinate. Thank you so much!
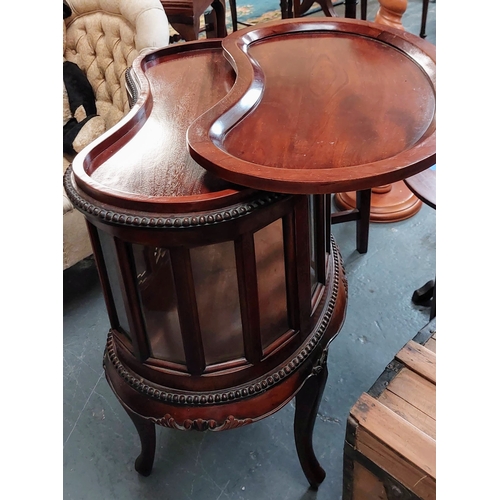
[{"left": 70, "top": 18, "right": 436, "bottom": 211}]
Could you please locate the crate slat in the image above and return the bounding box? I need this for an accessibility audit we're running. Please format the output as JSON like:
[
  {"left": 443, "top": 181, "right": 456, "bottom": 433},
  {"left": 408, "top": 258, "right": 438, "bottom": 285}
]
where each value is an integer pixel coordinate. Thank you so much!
[
  {"left": 396, "top": 340, "right": 436, "bottom": 384},
  {"left": 343, "top": 320, "right": 436, "bottom": 500},
  {"left": 386, "top": 367, "right": 436, "bottom": 420}
]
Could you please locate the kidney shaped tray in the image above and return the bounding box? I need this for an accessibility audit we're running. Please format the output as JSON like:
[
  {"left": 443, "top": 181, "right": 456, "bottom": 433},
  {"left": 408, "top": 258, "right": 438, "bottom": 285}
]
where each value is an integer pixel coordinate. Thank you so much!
[{"left": 187, "top": 18, "right": 436, "bottom": 194}]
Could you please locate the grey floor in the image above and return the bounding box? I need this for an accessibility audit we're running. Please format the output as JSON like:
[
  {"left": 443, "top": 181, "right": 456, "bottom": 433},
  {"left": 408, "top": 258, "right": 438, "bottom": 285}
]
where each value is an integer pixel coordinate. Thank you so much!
[{"left": 63, "top": 2, "right": 436, "bottom": 499}]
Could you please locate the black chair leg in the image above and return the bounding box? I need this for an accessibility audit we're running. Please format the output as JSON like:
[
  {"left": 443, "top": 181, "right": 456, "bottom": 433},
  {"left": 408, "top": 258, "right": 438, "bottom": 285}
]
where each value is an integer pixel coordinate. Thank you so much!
[
  {"left": 356, "top": 189, "right": 371, "bottom": 254},
  {"left": 420, "top": 0, "right": 429, "bottom": 38},
  {"left": 361, "top": 0, "right": 367, "bottom": 19},
  {"left": 344, "top": 0, "right": 357, "bottom": 18},
  {"left": 228, "top": 0, "right": 238, "bottom": 32}
]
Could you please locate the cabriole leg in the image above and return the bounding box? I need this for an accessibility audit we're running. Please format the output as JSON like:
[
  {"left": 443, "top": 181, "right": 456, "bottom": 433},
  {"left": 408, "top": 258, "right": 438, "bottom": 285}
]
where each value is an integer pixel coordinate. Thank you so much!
[
  {"left": 293, "top": 359, "right": 329, "bottom": 488},
  {"left": 124, "top": 407, "right": 157, "bottom": 476}
]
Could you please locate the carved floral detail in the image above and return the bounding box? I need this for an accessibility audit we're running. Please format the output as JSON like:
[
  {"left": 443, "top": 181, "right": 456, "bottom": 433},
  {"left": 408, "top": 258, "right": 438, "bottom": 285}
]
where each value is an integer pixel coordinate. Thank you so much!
[
  {"left": 312, "top": 347, "right": 329, "bottom": 375},
  {"left": 152, "top": 414, "right": 252, "bottom": 431}
]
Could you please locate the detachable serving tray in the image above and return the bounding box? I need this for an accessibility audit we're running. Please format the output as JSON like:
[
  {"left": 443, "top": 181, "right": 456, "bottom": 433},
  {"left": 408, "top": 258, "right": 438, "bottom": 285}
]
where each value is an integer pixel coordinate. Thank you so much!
[
  {"left": 69, "top": 39, "right": 254, "bottom": 215},
  {"left": 188, "top": 18, "right": 436, "bottom": 195}
]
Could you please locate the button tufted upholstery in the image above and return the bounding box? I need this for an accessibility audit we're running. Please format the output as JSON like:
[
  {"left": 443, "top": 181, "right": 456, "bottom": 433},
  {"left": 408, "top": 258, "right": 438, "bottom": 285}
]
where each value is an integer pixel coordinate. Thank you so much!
[{"left": 63, "top": 0, "right": 170, "bottom": 270}]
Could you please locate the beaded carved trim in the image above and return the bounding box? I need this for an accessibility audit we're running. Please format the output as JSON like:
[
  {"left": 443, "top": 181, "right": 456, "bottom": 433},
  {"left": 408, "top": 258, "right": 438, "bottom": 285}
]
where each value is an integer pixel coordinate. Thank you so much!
[
  {"left": 341, "top": 258, "right": 348, "bottom": 297},
  {"left": 104, "top": 237, "right": 344, "bottom": 406},
  {"left": 63, "top": 166, "right": 285, "bottom": 229}
]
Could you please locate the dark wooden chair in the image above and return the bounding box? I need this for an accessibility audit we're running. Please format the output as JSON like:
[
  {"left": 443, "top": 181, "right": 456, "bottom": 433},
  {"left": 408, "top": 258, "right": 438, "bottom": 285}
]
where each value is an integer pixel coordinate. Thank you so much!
[{"left": 161, "top": 0, "right": 227, "bottom": 40}]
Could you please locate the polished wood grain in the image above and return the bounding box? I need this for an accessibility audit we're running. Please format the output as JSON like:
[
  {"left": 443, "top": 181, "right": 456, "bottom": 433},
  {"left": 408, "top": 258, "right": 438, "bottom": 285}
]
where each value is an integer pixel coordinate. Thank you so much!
[
  {"left": 188, "top": 18, "right": 436, "bottom": 195},
  {"left": 71, "top": 40, "right": 250, "bottom": 214}
]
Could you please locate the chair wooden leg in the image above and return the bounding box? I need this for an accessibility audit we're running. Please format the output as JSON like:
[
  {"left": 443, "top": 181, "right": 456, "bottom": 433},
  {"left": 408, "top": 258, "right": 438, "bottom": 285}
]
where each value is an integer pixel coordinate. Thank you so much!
[
  {"left": 420, "top": 0, "right": 429, "bottom": 38},
  {"left": 345, "top": 0, "right": 358, "bottom": 19},
  {"left": 294, "top": 358, "right": 328, "bottom": 489},
  {"left": 356, "top": 189, "right": 371, "bottom": 254},
  {"left": 281, "top": 0, "right": 291, "bottom": 18},
  {"left": 228, "top": 0, "right": 238, "bottom": 32},
  {"left": 330, "top": 189, "right": 371, "bottom": 254},
  {"left": 171, "top": 22, "right": 198, "bottom": 41},
  {"left": 361, "top": 0, "right": 368, "bottom": 19},
  {"left": 124, "top": 406, "right": 157, "bottom": 476},
  {"left": 211, "top": 0, "right": 227, "bottom": 37}
]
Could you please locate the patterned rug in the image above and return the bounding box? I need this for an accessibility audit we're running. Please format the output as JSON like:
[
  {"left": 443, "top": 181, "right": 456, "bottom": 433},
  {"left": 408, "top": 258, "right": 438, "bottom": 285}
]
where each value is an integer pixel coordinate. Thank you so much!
[{"left": 224, "top": 0, "right": 285, "bottom": 30}]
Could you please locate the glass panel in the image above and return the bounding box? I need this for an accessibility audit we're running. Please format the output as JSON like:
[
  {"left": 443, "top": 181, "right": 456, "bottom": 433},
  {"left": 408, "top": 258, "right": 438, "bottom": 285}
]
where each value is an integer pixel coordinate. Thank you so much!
[
  {"left": 254, "top": 219, "right": 289, "bottom": 349},
  {"left": 97, "top": 229, "right": 131, "bottom": 339},
  {"left": 133, "top": 245, "right": 185, "bottom": 364},
  {"left": 190, "top": 242, "right": 244, "bottom": 365},
  {"left": 308, "top": 195, "right": 318, "bottom": 292}
]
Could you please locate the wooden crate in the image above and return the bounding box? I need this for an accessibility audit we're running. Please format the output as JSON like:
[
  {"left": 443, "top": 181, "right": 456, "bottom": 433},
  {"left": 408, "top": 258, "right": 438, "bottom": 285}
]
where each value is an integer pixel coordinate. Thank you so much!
[{"left": 343, "top": 318, "right": 436, "bottom": 500}]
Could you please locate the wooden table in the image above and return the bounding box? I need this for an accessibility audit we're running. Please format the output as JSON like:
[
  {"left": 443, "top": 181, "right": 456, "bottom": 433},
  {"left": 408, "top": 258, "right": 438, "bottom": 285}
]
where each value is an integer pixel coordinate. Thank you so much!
[{"left": 64, "top": 17, "right": 435, "bottom": 489}]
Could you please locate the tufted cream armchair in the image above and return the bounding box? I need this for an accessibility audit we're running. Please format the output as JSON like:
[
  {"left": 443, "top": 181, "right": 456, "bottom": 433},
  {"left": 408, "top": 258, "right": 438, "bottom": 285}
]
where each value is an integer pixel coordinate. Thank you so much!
[{"left": 63, "top": 0, "right": 170, "bottom": 270}]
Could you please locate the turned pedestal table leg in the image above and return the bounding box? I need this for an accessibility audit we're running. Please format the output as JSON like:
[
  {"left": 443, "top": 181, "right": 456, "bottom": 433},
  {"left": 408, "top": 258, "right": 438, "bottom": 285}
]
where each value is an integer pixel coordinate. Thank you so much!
[
  {"left": 375, "top": 0, "right": 407, "bottom": 28},
  {"left": 294, "top": 353, "right": 329, "bottom": 489},
  {"left": 334, "top": 0, "right": 423, "bottom": 223}
]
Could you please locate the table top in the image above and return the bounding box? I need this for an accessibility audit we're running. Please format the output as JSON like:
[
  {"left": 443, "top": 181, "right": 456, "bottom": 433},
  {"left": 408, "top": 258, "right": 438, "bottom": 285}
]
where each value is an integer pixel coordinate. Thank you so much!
[
  {"left": 188, "top": 18, "right": 436, "bottom": 194},
  {"left": 69, "top": 18, "right": 436, "bottom": 214}
]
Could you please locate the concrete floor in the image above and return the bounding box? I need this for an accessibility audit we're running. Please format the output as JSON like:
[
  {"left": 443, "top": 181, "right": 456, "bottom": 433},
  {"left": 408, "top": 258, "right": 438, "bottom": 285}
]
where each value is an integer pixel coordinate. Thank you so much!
[{"left": 63, "top": 2, "right": 436, "bottom": 499}]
